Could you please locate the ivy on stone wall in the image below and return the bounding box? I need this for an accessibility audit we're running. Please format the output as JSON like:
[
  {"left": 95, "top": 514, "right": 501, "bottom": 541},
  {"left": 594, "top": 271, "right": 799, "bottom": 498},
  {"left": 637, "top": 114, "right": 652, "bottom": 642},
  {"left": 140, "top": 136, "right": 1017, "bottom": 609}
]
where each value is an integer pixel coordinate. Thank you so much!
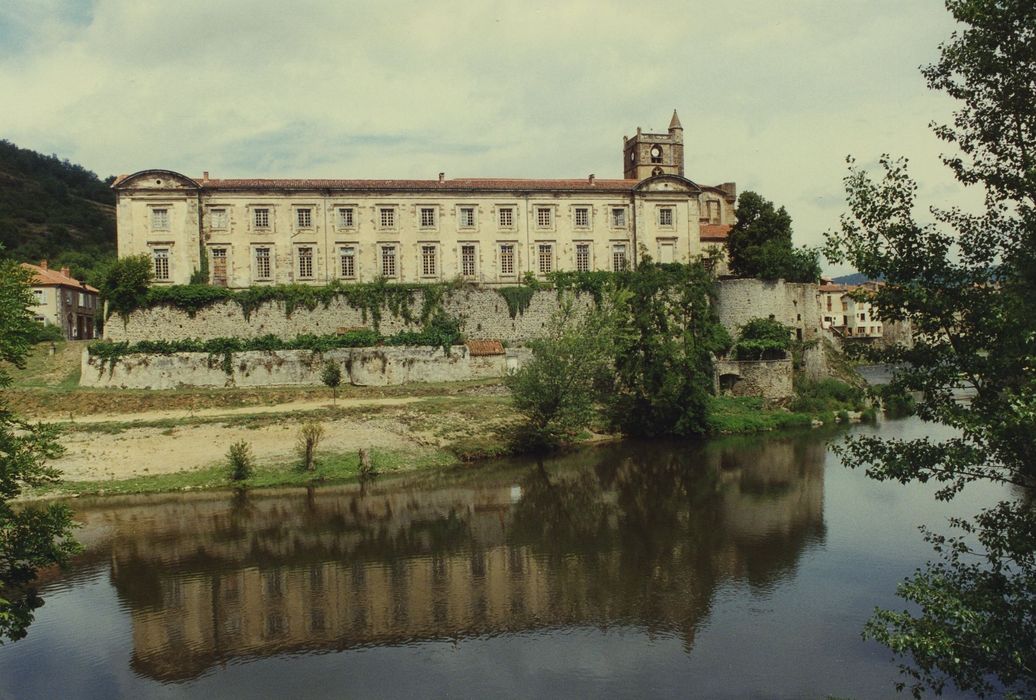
[
  {"left": 119, "top": 279, "right": 465, "bottom": 331},
  {"left": 88, "top": 319, "right": 463, "bottom": 376}
]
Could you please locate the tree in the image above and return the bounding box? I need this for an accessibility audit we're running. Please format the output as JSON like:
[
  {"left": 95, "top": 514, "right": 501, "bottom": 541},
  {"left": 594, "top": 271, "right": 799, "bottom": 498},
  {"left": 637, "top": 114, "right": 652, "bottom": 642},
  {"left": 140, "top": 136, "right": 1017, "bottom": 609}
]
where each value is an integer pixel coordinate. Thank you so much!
[
  {"left": 727, "top": 191, "right": 821, "bottom": 283},
  {"left": 824, "top": 1, "right": 1036, "bottom": 695},
  {"left": 0, "top": 257, "right": 79, "bottom": 642},
  {"left": 321, "top": 360, "right": 343, "bottom": 405},
  {"left": 96, "top": 253, "right": 152, "bottom": 320},
  {"left": 733, "top": 317, "right": 792, "bottom": 360},
  {"left": 505, "top": 296, "right": 616, "bottom": 449},
  {"left": 608, "top": 260, "right": 732, "bottom": 437}
]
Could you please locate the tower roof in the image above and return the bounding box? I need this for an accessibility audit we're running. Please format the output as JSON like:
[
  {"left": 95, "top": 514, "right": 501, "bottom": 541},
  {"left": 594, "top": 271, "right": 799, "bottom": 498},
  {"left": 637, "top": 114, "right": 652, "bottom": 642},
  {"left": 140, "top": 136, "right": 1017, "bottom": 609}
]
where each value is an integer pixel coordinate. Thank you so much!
[{"left": 669, "top": 110, "right": 683, "bottom": 130}]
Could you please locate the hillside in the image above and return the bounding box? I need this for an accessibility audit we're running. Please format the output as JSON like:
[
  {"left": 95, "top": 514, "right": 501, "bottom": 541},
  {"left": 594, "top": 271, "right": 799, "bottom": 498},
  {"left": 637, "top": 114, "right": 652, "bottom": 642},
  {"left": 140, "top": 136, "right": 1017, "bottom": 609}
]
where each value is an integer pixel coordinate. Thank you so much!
[
  {"left": 831, "top": 272, "right": 874, "bottom": 285},
  {"left": 0, "top": 139, "right": 116, "bottom": 280}
]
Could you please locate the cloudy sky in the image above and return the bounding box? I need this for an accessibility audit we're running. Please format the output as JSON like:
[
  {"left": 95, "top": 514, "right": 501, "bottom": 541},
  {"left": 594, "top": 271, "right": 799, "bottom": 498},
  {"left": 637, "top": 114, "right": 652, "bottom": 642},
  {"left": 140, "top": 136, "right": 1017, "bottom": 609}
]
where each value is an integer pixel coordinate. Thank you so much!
[{"left": 0, "top": 0, "right": 972, "bottom": 273}]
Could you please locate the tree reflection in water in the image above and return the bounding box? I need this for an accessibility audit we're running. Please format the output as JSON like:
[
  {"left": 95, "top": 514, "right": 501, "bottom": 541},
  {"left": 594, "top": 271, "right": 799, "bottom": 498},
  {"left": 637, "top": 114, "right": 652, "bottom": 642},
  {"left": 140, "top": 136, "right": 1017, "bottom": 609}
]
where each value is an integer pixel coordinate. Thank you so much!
[{"left": 60, "top": 433, "right": 826, "bottom": 683}]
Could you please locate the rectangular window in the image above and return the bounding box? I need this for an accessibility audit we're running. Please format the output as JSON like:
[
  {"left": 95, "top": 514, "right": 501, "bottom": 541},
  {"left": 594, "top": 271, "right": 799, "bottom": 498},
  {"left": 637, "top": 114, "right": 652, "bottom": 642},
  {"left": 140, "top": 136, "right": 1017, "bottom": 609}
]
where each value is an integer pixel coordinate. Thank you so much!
[
  {"left": 461, "top": 244, "right": 476, "bottom": 277},
  {"left": 78, "top": 292, "right": 86, "bottom": 306},
  {"left": 658, "top": 207, "right": 674, "bottom": 227},
  {"left": 211, "top": 248, "right": 228, "bottom": 286},
  {"left": 254, "top": 247, "right": 272, "bottom": 280},
  {"left": 536, "top": 207, "right": 552, "bottom": 229},
  {"left": 420, "top": 207, "right": 436, "bottom": 228},
  {"left": 339, "top": 246, "right": 356, "bottom": 279},
  {"left": 459, "top": 207, "right": 475, "bottom": 228},
  {"left": 612, "top": 244, "right": 628, "bottom": 272},
  {"left": 210, "top": 208, "right": 228, "bottom": 229},
  {"left": 254, "top": 208, "right": 270, "bottom": 229},
  {"left": 338, "top": 208, "right": 354, "bottom": 228},
  {"left": 297, "top": 208, "right": 312, "bottom": 229},
  {"left": 537, "top": 244, "right": 553, "bottom": 274},
  {"left": 500, "top": 244, "right": 515, "bottom": 276},
  {"left": 576, "top": 243, "right": 590, "bottom": 272},
  {"left": 574, "top": 207, "right": 589, "bottom": 228},
  {"left": 499, "top": 207, "right": 513, "bottom": 228},
  {"left": 152, "top": 248, "right": 170, "bottom": 281},
  {"left": 421, "top": 245, "right": 437, "bottom": 277},
  {"left": 381, "top": 246, "right": 397, "bottom": 278},
  {"left": 151, "top": 208, "right": 169, "bottom": 230},
  {"left": 379, "top": 207, "right": 395, "bottom": 229},
  {"left": 611, "top": 208, "right": 626, "bottom": 228},
  {"left": 33, "top": 289, "right": 45, "bottom": 304},
  {"left": 706, "top": 200, "right": 720, "bottom": 224},
  {"left": 297, "top": 246, "right": 314, "bottom": 279}
]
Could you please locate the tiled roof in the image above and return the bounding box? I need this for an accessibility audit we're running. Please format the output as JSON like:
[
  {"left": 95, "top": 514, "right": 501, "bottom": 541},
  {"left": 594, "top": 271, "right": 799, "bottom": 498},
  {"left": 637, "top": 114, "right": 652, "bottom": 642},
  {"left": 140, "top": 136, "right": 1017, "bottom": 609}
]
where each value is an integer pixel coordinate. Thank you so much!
[
  {"left": 200, "top": 177, "right": 640, "bottom": 193},
  {"left": 700, "top": 224, "right": 732, "bottom": 241},
  {"left": 465, "top": 340, "right": 505, "bottom": 356},
  {"left": 819, "top": 284, "right": 847, "bottom": 293},
  {"left": 21, "top": 263, "right": 99, "bottom": 293}
]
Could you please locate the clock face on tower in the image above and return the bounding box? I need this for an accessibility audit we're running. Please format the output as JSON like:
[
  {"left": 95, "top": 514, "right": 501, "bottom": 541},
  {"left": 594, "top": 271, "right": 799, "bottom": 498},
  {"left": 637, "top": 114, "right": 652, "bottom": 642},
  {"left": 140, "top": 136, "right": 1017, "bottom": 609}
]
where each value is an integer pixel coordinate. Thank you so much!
[{"left": 651, "top": 146, "right": 662, "bottom": 158}]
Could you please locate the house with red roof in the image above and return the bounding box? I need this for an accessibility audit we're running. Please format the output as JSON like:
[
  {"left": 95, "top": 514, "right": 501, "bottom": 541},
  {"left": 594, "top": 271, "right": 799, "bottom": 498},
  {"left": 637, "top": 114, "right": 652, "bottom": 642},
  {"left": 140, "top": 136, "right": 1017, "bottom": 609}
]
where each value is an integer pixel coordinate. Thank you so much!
[{"left": 21, "top": 261, "right": 100, "bottom": 340}]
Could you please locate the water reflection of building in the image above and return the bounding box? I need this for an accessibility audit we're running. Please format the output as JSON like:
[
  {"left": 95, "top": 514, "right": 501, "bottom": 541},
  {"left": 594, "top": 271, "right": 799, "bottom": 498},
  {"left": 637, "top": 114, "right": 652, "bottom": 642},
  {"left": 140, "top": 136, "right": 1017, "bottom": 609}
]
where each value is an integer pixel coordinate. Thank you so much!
[{"left": 67, "top": 437, "right": 827, "bottom": 682}]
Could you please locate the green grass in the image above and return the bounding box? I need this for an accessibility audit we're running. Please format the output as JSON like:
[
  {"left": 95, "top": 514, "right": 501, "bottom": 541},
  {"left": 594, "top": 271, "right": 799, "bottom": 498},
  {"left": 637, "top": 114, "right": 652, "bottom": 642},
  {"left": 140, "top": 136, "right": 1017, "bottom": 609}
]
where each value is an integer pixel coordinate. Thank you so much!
[
  {"left": 25, "top": 447, "right": 461, "bottom": 498},
  {"left": 708, "top": 396, "right": 816, "bottom": 434}
]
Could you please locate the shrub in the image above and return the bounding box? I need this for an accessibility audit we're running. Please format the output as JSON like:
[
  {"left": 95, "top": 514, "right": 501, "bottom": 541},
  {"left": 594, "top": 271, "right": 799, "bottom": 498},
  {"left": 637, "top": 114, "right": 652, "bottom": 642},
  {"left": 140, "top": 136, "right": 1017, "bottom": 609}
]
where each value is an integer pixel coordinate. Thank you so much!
[
  {"left": 321, "top": 360, "right": 343, "bottom": 405},
  {"left": 227, "top": 441, "right": 254, "bottom": 481},
  {"left": 733, "top": 317, "right": 792, "bottom": 360},
  {"left": 791, "top": 378, "right": 866, "bottom": 413},
  {"left": 296, "top": 422, "right": 325, "bottom": 471},
  {"left": 28, "top": 322, "right": 65, "bottom": 343},
  {"left": 96, "top": 254, "right": 152, "bottom": 319}
]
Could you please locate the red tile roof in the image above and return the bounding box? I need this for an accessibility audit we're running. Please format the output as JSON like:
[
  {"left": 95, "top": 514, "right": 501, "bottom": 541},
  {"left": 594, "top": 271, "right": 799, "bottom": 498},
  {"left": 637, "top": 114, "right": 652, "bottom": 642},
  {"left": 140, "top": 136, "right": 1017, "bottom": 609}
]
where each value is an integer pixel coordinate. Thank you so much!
[
  {"left": 700, "top": 224, "right": 732, "bottom": 241},
  {"left": 200, "top": 177, "right": 641, "bottom": 194},
  {"left": 21, "top": 263, "right": 99, "bottom": 293},
  {"left": 819, "top": 284, "right": 847, "bottom": 293},
  {"left": 465, "top": 340, "right": 505, "bottom": 356}
]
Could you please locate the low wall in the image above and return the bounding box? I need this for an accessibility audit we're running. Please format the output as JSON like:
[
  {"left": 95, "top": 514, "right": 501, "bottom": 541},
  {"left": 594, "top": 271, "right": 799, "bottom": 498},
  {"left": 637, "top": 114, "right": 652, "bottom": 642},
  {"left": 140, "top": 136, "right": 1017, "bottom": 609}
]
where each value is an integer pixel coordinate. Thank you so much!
[
  {"left": 714, "top": 358, "right": 794, "bottom": 400},
  {"left": 80, "top": 346, "right": 514, "bottom": 390}
]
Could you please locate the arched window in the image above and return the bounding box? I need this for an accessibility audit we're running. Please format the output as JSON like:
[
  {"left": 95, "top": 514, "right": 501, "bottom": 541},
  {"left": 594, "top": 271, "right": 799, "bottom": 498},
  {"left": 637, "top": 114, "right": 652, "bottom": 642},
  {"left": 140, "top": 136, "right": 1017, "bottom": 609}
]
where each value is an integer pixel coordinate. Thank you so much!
[{"left": 651, "top": 166, "right": 664, "bottom": 176}]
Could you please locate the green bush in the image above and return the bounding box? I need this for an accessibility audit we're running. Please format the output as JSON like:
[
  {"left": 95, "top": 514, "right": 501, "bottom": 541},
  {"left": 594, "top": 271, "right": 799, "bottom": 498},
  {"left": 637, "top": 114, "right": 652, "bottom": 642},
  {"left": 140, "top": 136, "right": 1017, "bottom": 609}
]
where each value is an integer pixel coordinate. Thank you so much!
[
  {"left": 227, "top": 441, "right": 254, "bottom": 481},
  {"left": 28, "top": 322, "right": 65, "bottom": 343},
  {"left": 791, "top": 378, "right": 866, "bottom": 413},
  {"left": 96, "top": 254, "right": 152, "bottom": 319},
  {"left": 733, "top": 317, "right": 792, "bottom": 360}
]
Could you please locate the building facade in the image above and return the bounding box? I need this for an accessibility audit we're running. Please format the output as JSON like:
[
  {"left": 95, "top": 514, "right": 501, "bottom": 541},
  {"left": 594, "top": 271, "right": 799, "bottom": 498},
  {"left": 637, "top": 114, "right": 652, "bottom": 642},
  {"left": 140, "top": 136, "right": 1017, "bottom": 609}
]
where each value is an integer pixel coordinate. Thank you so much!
[
  {"left": 818, "top": 281, "right": 884, "bottom": 339},
  {"left": 22, "top": 261, "right": 99, "bottom": 340},
  {"left": 113, "top": 112, "right": 737, "bottom": 288}
]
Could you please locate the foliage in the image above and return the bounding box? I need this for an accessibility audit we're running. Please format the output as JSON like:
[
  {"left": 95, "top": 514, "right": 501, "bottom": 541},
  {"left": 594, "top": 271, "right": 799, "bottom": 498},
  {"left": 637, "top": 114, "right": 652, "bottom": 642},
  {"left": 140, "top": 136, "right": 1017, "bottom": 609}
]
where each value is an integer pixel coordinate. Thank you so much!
[
  {"left": 0, "top": 140, "right": 115, "bottom": 266},
  {"left": 548, "top": 270, "right": 613, "bottom": 305},
  {"left": 27, "top": 322, "right": 65, "bottom": 344},
  {"left": 726, "top": 191, "right": 821, "bottom": 283},
  {"left": 504, "top": 297, "right": 617, "bottom": 449},
  {"left": 608, "top": 260, "right": 732, "bottom": 437},
  {"left": 496, "top": 286, "right": 535, "bottom": 319},
  {"left": 0, "top": 257, "right": 79, "bottom": 642},
  {"left": 96, "top": 254, "right": 152, "bottom": 320},
  {"left": 87, "top": 323, "right": 462, "bottom": 376},
  {"left": 790, "top": 378, "right": 866, "bottom": 414},
  {"left": 733, "top": 317, "right": 792, "bottom": 360},
  {"left": 823, "top": 1, "right": 1036, "bottom": 695},
  {"left": 321, "top": 361, "right": 343, "bottom": 405},
  {"left": 706, "top": 396, "right": 815, "bottom": 434},
  {"left": 117, "top": 280, "right": 462, "bottom": 331},
  {"left": 227, "top": 440, "right": 254, "bottom": 481},
  {"left": 296, "top": 422, "right": 325, "bottom": 471}
]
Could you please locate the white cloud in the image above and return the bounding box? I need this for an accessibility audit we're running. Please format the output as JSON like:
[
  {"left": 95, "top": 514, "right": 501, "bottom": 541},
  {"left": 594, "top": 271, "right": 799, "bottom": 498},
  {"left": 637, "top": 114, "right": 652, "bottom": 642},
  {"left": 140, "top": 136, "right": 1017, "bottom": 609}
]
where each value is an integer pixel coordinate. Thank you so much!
[{"left": 0, "top": 0, "right": 974, "bottom": 273}]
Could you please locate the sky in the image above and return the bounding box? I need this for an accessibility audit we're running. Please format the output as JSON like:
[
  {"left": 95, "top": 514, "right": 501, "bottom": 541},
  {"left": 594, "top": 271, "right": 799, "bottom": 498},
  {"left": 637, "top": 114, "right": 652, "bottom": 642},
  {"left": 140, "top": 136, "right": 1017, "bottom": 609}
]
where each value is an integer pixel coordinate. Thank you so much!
[{"left": 0, "top": 0, "right": 975, "bottom": 274}]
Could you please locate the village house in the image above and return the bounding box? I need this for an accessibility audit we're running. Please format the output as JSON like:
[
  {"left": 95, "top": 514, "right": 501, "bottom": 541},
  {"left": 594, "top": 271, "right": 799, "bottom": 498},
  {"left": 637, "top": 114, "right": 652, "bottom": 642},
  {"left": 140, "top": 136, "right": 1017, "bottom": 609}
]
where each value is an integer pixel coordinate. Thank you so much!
[
  {"left": 818, "top": 279, "right": 884, "bottom": 339},
  {"left": 22, "top": 261, "right": 100, "bottom": 340},
  {"left": 111, "top": 112, "right": 736, "bottom": 288}
]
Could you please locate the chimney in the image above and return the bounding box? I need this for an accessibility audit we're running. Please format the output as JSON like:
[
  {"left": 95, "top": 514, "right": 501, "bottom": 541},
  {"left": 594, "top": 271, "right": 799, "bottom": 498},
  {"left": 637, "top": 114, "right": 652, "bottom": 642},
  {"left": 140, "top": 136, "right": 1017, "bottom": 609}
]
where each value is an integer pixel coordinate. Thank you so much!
[
  {"left": 588, "top": 174, "right": 595, "bottom": 185},
  {"left": 438, "top": 172, "right": 445, "bottom": 183},
  {"left": 203, "top": 171, "right": 209, "bottom": 180},
  {"left": 39, "top": 260, "right": 48, "bottom": 270},
  {"left": 60, "top": 267, "right": 71, "bottom": 278}
]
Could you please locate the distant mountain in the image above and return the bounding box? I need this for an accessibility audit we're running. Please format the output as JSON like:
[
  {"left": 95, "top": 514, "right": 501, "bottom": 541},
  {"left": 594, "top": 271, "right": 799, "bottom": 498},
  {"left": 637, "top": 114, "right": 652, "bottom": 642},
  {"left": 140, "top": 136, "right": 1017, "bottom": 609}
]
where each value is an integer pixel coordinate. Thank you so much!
[
  {"left": 830, "top": 272, "right": 876, "bottom": 285},
  {"left": 0, "top": 139, "right": 116, "bottom": 280}
]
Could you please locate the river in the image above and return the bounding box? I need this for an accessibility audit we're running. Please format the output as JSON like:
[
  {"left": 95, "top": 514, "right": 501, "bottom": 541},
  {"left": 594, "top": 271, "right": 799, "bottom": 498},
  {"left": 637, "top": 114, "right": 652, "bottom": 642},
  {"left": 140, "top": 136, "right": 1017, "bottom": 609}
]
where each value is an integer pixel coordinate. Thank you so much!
[{"left": 0, "top": 416, "right": 1006, "bottom": 699}]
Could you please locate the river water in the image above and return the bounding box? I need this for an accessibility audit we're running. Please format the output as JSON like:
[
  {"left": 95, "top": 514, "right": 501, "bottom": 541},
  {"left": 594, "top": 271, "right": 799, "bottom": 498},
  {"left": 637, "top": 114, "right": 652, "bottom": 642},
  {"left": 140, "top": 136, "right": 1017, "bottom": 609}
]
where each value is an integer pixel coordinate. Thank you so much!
[{"left": 0, "top": 416, "right": 1005, "bottom": 699}]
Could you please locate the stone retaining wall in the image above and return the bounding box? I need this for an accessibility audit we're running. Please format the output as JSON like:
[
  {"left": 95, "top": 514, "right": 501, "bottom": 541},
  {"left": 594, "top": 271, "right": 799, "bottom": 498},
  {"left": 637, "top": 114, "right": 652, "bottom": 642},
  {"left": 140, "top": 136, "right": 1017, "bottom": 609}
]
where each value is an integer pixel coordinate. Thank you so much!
[
  {"left": 714, "top": 358, "right": 794, "bottom": 400},
  {"left": 80, "top": 346, "right": 519, "bottom": 390},
  {"left": 104, "top": 279, "right": 820, "bottom": 347}
]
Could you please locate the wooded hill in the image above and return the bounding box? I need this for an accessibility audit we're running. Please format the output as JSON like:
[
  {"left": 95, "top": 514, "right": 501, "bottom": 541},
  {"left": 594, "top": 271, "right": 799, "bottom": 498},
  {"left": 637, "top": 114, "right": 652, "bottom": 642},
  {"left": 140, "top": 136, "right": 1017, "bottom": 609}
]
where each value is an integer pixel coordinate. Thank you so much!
[{"left": 0, "top": 139, "right": 116, "bottom": 280}]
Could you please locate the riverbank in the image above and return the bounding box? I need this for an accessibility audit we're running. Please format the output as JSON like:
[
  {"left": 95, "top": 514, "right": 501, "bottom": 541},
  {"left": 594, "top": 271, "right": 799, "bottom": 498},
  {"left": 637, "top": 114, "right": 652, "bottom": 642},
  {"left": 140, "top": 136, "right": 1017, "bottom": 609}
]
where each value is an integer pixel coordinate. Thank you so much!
[{"left": 9, "top": 341, "right": 859, "bottom": 499}]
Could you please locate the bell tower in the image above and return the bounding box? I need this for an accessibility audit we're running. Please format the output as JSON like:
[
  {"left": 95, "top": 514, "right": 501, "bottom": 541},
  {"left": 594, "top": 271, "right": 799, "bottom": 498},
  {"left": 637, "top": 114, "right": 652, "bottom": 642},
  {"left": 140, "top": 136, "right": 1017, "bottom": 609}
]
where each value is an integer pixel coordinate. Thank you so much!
[{"left": 623, "top": 110, "right": 684, "bottom": 180}]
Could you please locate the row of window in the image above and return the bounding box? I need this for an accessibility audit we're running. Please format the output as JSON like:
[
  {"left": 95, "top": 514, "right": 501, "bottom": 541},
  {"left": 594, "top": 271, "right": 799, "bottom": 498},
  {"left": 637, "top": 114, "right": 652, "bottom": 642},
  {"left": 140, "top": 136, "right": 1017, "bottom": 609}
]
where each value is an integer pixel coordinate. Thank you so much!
[
  {"left": 151, "top": 242, "right": 631, "bottom": 283},
  {"left": 31, "top": 288, "right": 96, "bottom": 308},
  {"left": 148, "top": 204, "right": 684, "bottom": 233}
]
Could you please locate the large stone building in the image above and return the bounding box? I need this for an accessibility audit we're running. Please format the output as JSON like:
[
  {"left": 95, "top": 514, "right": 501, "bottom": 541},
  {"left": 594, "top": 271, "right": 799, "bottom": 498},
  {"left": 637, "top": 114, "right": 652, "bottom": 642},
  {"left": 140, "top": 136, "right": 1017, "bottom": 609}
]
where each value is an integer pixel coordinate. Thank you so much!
[
  {"left": 22, "top": 261, "right": 99, "bottom": 339},
  {"left": 113, "top": 112, "right": 735, "bottom": 288}
]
